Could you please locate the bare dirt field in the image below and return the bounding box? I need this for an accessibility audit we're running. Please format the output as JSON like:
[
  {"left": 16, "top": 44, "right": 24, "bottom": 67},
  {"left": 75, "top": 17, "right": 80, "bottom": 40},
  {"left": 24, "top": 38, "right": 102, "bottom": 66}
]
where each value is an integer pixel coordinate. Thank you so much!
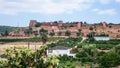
[{"left": 0, "top": 42, "right": 51, "bottom": 54}]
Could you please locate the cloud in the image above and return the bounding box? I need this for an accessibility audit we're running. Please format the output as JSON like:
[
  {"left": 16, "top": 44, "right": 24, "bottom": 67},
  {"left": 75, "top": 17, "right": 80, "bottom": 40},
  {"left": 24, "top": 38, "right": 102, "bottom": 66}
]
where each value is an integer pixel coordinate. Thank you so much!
[
  {"left": 99, "top": 0, "right": 111, "bottom": 4},
  {"left": 116, "top": 0, "right": 120, "bottom": 2},
  {"left": 0, "top": 0, "right": 95, "bottom": 15},
  {"left": 92, "top": 8, "right": 117, "bottom": 15}
]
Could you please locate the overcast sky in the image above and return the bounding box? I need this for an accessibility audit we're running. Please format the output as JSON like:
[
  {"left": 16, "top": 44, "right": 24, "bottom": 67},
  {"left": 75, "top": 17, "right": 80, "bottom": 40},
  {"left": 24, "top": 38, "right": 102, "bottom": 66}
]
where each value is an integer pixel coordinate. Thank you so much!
[{"left": 0, "top": 0, "right": 120, "bottom": 27}]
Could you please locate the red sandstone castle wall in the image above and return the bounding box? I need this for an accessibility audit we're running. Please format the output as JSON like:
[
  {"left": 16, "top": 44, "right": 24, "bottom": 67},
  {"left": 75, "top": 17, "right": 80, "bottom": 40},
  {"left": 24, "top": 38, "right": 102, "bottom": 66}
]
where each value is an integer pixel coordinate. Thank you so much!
[{"left": 29, "top": 20, "right": 37, "bottom": 27}]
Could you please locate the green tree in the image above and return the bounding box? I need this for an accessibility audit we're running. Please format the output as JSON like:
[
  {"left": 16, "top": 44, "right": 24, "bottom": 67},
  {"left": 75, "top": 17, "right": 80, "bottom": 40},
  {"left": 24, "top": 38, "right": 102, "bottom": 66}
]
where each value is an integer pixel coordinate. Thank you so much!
[
  {"left": 4, "top": 30, "right": 9, "bottom": 36},
  {"left": 24, "top": 28, "right": 33, "bottom": 37},
  {"left": 41, "top": 33, "right": 48, "bottom": 44},
  {"left": 112, "top": 44, "right": 120, "bottom": 54},
  {"left": 89, "top": 26, "right": 93, "bottom": 31},
  {"left": 76, "top": 45, "right": 98, "bottom": 62},
  {"left": 49, "top": 30, "right": 55, "bottom": 37},
  {"left": 57, "top": 31, "right": 62, "bottom": 36},
  {"left": 33, "top": 31, "right": 38, "bottom": 37},
  {"left": 76, "top": 29, "right": 82, "bottom": 36},
  {"left": 87, "top": 26, "right": 95, "bottom": 42},
  {"left": 39, "top": 28, "right": 48, "bottom": 35},
  {"left": 65, "top": 30, "right": 71, "bottom": 36},
  {"left": 35, "top": 23, "right": 41, "bottom": 27},
  {"left": 0, "top": 46, "right": 59, "bottom": 68},
  {"left": 99, "top": 51, "right": 120, "bottom": 68}
]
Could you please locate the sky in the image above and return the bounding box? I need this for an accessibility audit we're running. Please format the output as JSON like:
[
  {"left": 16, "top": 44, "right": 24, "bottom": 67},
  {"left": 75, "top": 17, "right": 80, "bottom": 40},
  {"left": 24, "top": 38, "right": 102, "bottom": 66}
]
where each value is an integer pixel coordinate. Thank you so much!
[{"left": 0, "top": 0, "right": 120, "bottom": 27}]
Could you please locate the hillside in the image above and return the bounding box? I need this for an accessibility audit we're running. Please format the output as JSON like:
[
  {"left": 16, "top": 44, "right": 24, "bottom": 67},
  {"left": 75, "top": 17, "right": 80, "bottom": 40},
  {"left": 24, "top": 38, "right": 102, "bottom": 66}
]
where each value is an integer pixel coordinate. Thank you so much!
[{"left": 0, "top": 26, "right": 20, "bottom": 33}]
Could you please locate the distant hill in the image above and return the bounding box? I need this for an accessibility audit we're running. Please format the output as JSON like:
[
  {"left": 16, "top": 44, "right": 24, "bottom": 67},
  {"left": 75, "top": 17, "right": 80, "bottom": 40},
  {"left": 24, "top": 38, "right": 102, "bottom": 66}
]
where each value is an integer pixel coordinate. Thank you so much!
[{"left": 0, "top": 26, "right": 21, "bottom": 33}]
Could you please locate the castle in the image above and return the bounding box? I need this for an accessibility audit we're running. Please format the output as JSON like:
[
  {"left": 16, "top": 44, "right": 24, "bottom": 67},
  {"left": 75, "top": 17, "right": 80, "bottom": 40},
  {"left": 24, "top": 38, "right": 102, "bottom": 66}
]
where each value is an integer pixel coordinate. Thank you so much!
[{"left": 9, "top": 20, "right": 120, "bottom": 39}]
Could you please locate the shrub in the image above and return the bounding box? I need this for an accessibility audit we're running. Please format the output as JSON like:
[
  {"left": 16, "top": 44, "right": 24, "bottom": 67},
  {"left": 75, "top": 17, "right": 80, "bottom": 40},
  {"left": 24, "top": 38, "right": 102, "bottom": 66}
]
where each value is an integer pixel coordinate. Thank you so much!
[{"left": 99, "top": 52, "right": 120, "bottom": 68}]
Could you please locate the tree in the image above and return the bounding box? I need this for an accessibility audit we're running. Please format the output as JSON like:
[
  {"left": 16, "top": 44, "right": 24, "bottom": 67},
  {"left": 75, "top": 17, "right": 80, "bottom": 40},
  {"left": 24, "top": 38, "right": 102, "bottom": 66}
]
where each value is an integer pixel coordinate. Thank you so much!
[
  {"left": 76, "top": 45, "right": 98, "bottom": 62},
  {"left": 84, "top": 21, "right": 87, "bottom": 24},
  {"left": 76, "top": 29, "right": 82, "bottom": 36},
  {"left": 57, "top": 31, "right": 62, "bottom": 36},
  {"left": 112, "top": 45, "right": 120, "bottom": 54},
  {"left": 35, "top": 23, "right": 41, "bottom": 27},
  {"left": 49, "top": 30, "right": 55, "bottom": 37},
  {"left": 33, "top": 31, "right": 38, "bottom": 37},
  {"left": 78, "top": 29, "right": 82, "bottom": 32},
  {"left": 54, "top": 21, "right": 58, "bottom": 23},
  {"left": 89, "top": 26, "right": 93, "bottom": 31},
  {"left": 4, "top": 30, "right": 9, "bottom": 36},
  {"left": 87, "top": 26, "right": 95, "bottom": 42},
  {"left": 24, "top": 28, "right": 33, "bottom": 37},
  {"left": 76, "top": 32, "right": 81, "bottom": 36},
  {"left": 0, "top": 46, "right": 59, "bottom": 68},
  {"left": 39, "top": 28, "right": 48, "bottom": 35},
  {"left": 41, "top": 33, "right": 48, "bottom": 44},
  {"left": 99, "top": 51, "right": 120, "bottom": 68},
  {"left": 65, "top": 30, "right": 71, "bottom": 36}
]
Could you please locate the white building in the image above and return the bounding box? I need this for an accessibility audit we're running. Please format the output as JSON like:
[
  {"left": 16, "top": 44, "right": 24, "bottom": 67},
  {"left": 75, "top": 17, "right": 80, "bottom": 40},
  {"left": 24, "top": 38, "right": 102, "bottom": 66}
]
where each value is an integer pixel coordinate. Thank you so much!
[
  {"left": 94, "top": 36, "right": 110, "bottom": 41},
  {"left": 47, "top": 46, "right": 75, "bottom": 57}
]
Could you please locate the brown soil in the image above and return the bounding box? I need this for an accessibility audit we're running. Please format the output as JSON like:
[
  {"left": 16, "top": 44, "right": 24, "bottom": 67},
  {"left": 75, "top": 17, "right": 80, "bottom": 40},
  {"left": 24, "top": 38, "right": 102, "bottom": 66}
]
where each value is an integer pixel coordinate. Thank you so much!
[{"left": 0, "top": 42, "right": 51, "bottom": 54}]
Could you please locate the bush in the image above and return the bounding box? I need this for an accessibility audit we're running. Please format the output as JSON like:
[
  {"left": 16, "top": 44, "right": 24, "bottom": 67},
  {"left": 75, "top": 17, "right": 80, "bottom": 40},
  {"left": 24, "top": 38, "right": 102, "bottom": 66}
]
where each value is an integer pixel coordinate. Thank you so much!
[
  {"left": 70, "top": 48, "right": 79, "bottom": 54},
  {"left": 0, "top": 46, "right": 59, "bottom": 68},
  {"left": 76, "top": 45, "right": 98, "bottom": 62},
  {"left": 99, "top": 52, "right": 120, "bottom": 68},
  {"left": 48, "top": 37, "right": 82, "bottom": 48},
  {"left": 96, "top": 44, "right": 114, "bottom": 50}
]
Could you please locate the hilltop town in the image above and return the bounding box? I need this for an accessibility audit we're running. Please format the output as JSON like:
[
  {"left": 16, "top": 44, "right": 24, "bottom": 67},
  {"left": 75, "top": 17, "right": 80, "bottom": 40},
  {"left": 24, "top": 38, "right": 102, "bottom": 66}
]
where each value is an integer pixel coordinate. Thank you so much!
[{"left": 9, "top": 20, "right": 120, "bottom": 39}]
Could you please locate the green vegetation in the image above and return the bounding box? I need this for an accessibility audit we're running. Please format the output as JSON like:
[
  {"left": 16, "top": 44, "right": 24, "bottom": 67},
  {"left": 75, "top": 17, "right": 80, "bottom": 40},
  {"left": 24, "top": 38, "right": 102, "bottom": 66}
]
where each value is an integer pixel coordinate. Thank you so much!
[
  {"left": 24, "top": 28, "right": 33, "bottom": 36},
  {"left": 0, "top": 36, "right": 120, "bottom": 68},
  {"left": 35, "top": 23, "right": 41, "bottom": 27},
  {"left": 76, "top": 45, "right": 98, "bottom": 62},
  {"left": 49, "top": 30, "right": 55, "bottom": 37},
  {"left": 0, "top": 46, "right": 59, "bottom": 68},
  {"left": 47, "top": 37, "right": 82, "bottom": 48},
  {"left": 0, "top": 26, "right": 20, "bottom": 33},
  {"left": 57, "top": 31, "right": 62, "bottom": 36},
  {"left": 65, "top": 30, "right": 71, "bottom": 36},
  {"left": 0, "top": 37, "right": 64, "bottom": 43}
]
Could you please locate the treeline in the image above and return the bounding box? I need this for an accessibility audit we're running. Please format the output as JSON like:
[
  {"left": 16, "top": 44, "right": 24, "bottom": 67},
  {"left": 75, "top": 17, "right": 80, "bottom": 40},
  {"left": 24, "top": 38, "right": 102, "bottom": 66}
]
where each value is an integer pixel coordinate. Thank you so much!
[{"left": 0, "top": 26, "right": 20, "bottom": 33}]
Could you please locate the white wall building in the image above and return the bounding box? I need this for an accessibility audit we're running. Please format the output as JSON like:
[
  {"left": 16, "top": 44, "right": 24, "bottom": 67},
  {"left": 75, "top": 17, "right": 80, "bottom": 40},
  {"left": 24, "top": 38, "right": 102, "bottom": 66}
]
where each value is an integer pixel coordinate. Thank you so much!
[
  {"left": 47, "top": 46, "right": 75, "bottom": 57},
  {"left": 94, "top": 36, "right": 110, "bottom": 41}
]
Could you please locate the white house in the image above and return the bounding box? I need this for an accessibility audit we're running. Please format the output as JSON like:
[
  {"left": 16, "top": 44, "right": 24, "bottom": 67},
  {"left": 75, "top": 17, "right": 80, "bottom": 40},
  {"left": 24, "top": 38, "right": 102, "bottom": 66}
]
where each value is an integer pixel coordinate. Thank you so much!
[
  {"left": 47, "top": 46, "right": 75, "bottom": 57},
  {"left": 94, "top": 36, "right": 110, "bottom": 41}
]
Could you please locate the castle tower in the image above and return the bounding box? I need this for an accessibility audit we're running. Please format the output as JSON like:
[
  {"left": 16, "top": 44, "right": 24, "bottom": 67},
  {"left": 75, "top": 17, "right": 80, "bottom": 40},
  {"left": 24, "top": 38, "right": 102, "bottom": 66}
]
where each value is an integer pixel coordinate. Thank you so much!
[
  {"left": 77, "top": 22, "right": 82, "bottom": 29},
  {"left": 102, "top": 22, "right": 107, "bottom": 28},
  {"left": 29, "top": 20, "right": 37, "bottom": 27},
  {"left": 58, "top": 20, "right": 63, "bottom": 28}
]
